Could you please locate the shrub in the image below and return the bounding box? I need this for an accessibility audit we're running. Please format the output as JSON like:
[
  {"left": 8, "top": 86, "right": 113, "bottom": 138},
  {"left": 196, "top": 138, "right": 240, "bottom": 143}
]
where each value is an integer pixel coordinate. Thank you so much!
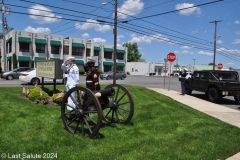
[
  {"left": 52, "top": 92, "right": 64, "bottom": 104},
  {"left": 149, "top": 73, "right": 156, "bottom": 76},
  {"left": 98, "top": 70, "right": 104, "bottom": 74},
  {"left": 42, "top": 87, "right": 61, "bottom": 96},
  {"left": 79, "top": 69, "right": 85, "bottom": 75},
  {"left": 127, "top": 72, "right": 130, "bottom": 75},
  {"left": 28, "top": 87, "right": 49, "bottom": 102},
  {"left": 13, "top": 53, "right": 17, "bottom": 69},
  {"left": 0, "top": 66, "right": 2, "bottom": 73}
]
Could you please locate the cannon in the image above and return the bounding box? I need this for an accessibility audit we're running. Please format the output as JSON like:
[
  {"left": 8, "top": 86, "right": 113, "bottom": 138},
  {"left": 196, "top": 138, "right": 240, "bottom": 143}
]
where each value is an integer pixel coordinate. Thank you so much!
[{"left": 61, "top": 84, "right": 134, "bottom": 138}]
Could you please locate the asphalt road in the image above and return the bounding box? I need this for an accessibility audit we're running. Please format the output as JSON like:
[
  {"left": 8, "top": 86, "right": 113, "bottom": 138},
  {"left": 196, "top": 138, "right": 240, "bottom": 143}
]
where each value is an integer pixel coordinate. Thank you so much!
[{"left": 0, "top": 75, "right": 239, "bottom": 111}]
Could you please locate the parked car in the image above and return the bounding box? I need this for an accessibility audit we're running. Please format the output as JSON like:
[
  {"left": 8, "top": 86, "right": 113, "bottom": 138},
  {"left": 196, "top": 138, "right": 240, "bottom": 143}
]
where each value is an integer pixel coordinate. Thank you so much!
[
  {"left": 19, "top": 68, "right": 64, "bottom": 85},
  {"left": 179, "top": 72, "right": 192, "bottom": 79},
  {"left": 0, "top": 67, "right": 31, "bottom": 80},
  {"left": 100, "top": 71, "right": 127, "bottom": 80}
]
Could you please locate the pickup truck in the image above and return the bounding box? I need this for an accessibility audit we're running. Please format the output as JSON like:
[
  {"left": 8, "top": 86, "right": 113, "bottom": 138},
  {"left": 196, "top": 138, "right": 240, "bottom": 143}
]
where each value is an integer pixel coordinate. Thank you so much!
[{"left": 180, "top": 70, "right": 240, "bottom": 103}]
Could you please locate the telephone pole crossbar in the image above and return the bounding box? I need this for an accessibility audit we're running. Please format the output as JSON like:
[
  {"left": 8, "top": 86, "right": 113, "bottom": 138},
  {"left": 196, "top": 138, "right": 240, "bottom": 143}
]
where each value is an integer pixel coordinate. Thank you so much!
[{"left": 210, "top": 20, "right": 222, "bottom": 70}]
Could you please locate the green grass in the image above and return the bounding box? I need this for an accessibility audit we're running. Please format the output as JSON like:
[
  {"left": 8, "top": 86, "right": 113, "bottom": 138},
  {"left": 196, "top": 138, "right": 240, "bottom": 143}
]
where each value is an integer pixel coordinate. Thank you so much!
[{"left": 1, "top": 85, "right": 240, "bottom": 160}]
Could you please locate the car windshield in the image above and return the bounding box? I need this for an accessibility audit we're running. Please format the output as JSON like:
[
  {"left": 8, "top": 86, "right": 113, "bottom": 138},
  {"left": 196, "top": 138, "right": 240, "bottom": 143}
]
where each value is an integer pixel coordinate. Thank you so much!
[{"left": 107, "top": 71, "right": 113, "bottom": 74}]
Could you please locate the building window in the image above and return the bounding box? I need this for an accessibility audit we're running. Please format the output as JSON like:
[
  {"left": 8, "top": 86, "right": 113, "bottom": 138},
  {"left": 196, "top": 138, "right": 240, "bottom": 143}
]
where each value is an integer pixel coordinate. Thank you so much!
[
  {"left": 117, "top": 66, "right": 124, "bottom": 71},
  {"left": 36, "top": 44, "right": 45, "bottom": 53},
  {"left": 104, "top": 52, "right": 112, "bottom": 59},
  {"left": 117, "top": 53, "right": 124, "bottom": 60},
  {"left": 19, "top": 42, "right": 29, "bottom": 52},
  {"left": 86, "top": 48, "right": 90, "bottom": 57},
  {"left": 132, "top": 68, "right": 134, "bottom": 72},
  {"left": 104, "top": 65, "right": 112, "bottom": 72},
  {"left": 7, "top": 42, "right": 12, "bottom": 53},
  {"left": 72, "top": 47, "right": 83, "bottom": 56},
  {"left": 94, "top": 51, "right": 99, "bottom": 56},
  {"left": 63, "top": 46, "right": 69, "bottom": 55},
  {"left": 51, "top": 45, "right": 60, "bottom": 54}
]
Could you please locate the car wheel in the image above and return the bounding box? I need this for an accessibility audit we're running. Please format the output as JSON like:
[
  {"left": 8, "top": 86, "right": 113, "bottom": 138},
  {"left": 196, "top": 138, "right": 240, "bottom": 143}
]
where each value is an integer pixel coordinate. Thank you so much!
[
  {"left": 121, "top": 76, "right": 125, "bottom": 80},
  {"left": 185, "top": 83, "right": 192, "bottom": 95},
  {"left": 7, "top": 75, "right": 13, "bottom": 80},
  {"left": 207, "top": 88, "right": 221, "bottom": 103},
  {"left": 106, "top": 76, "right": 110, "bottom": 80},
  {"left": 31, "top": 78, "right": 40, "bottom": 85},
  {"left": 234, "top": 96, "right": 240, "bottom": 104}
]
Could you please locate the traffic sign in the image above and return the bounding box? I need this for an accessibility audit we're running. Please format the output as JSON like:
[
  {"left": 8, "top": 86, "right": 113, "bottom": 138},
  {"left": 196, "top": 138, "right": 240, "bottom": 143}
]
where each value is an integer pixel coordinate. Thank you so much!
[
  {"left": 167, "top": 52, "right": 176, "bottom": 62},
  {"left": 164, "top": 58, "right": 168, "bottom": 63},
  {"left": 217, "top": 63, "right": 223, "bottom": 70}
]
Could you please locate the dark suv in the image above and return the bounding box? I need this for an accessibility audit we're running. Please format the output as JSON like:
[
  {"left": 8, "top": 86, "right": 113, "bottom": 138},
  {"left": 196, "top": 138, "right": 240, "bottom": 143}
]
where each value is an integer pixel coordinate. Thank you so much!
[
  {"left": 180, "top": 70, "right": 240, "bottom": 103},
  {"left": 1, "top": 67, "right": 31, "bottom": 80}
]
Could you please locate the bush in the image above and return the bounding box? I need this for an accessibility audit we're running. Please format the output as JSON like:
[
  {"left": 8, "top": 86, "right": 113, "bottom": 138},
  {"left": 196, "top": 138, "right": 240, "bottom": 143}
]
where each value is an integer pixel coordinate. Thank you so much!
[
  {"left": 28, "top": 87, "right": 49, "bottom": 102},
  {"left": 98, "top": 70, "right": 104, "bottom": 74},
  {"left": 127, "top": 72, "right": 130, "bottom": 75},
  {"left": 150, "top": 73, "right": 156, "bottom": 76},
  {"left": 52, "top": 92, "right": 64, "bottom": 104},
  {"left": 79, "top": 69, "right": 85, "bottom": 75},
  {"left": 0, "top": 66, "right": 2, "bottom": 73},
  {"left": 42, "top": 87, "right": 61, "bottom": 96}
]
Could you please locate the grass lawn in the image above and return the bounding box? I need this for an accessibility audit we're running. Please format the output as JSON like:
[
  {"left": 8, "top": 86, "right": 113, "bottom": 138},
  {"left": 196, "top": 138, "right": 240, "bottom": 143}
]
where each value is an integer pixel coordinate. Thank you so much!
[{"left": 0, "top": 85, "right": 240, "bottom": 160}]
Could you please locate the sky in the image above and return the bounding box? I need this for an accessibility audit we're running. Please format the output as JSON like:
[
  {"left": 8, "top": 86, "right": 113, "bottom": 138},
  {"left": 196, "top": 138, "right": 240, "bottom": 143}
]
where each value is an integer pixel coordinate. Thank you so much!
[{"left": 2, "top": 0, "right": 240, "bottom": 68}]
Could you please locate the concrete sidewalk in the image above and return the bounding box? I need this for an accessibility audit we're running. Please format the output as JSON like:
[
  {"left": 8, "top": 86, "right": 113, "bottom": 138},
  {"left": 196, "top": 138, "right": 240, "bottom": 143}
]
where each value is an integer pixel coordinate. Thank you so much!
[{"left": 148, "top": 88, "right": 240, "bottom": 160}]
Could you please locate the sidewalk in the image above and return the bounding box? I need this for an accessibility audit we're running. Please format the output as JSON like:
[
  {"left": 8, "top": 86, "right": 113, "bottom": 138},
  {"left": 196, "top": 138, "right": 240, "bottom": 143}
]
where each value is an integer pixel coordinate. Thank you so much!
[{"left": 148, "top": 88, "right": 240, "bottom": 160}]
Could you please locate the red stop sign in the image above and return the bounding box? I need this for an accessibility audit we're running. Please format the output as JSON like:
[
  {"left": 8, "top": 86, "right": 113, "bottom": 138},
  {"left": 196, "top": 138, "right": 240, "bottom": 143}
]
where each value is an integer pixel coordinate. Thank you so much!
[
  {"left": 217, "top": 63, "right": 223, "bottom": 70},
  {"left": 167, "top": 52, "right": 176, "bottom": 63}
]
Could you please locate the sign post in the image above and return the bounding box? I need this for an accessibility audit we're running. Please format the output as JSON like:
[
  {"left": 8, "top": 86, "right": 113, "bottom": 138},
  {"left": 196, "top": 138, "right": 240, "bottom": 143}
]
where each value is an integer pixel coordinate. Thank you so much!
[
  {"left": 164, "top": 58, "right": 168, "bottom": 89},
  {"left": 167, "top": 52, "right": 176, "bottom": 91},
  {"left": 217, "top": 63, "right": 223, "bottom": 70}
]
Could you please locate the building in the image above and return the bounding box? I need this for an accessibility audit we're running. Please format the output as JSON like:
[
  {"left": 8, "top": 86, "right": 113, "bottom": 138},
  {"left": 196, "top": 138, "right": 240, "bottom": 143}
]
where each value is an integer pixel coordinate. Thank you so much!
[
  {"left": 0, "top": 29, "right": 128, "bottom": 73},
  {"left": 185, "top": 64, "right": 229, "bottom": 72},
  {"left": 126, "top": 61, "right": 172, "bottom": 76}
]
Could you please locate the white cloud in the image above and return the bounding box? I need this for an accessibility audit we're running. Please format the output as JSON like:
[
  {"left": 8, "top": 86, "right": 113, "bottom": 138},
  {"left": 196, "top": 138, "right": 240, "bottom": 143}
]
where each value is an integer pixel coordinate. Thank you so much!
[
  {"left": 118, "top": 0, "right": 144, "bottom": 19},
  {"left": 129, "top": 35, "right": 151, "bottom": 44},
  {"left": 130, "top": 33, "right": 137, "bottom": 37},
  {"left": 180, "top": 46, "right": 193, "bottom": 49},
  {"left": 191, "top": 29, "right": 198, "bottom": 33},
  {"left": 75, "top": 19, "right": 111, "bottom": 32},
  {"left": 28, "top": 4, "right": 61, "bottom": 24},
  {"left": 175, "top": 50, "right": 193, "bottom": 54},
  {"left": 24, "top": 26, "right": 50, "bottom": 34},
  {"left": 117, "top": 35, "right": 125, "bottom": 42},
  {"left": 232, "top": 39, "right": 240, "bottom": 44},
  {"left": 198, "top": 51, "right": 213, "bottom": 56},
  {"left": 93, "top": 38, "right": 106, "bottom": 44},
  {"left": 217, "top": 47, "right": 240, "bottom": 54},
  {"left": 117, "top": 44, "right": 122, "bottom": 47},
  {"left": 234, "top": 20, "right": 240, "bottom": 24},
  {"left": 175, "top": 3, "right": 201, "bottom": 16},
  {"left": 129, "top": 34, "right": 169, "bottom": 44},
  {"left": 227, "top": 62, "right": 234, "bottom": 65},
  {"left": 82, "top": 33, "right": 89, "bottom": 38},
  {"left": 216, "top": 40, "right": 223, "bottom": 44},
  {"left": 236, "top": 31, "right": 240, "bottom": 35}
]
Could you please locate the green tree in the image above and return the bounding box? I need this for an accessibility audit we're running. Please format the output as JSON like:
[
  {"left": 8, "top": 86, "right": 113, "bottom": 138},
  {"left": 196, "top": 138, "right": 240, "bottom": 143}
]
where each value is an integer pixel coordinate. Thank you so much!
[
  {"left": 122, "top": 42, "right": 142, "bottom": 62},
  {"left": 208, "top": 63, "right": 214, "bottom": 65}
]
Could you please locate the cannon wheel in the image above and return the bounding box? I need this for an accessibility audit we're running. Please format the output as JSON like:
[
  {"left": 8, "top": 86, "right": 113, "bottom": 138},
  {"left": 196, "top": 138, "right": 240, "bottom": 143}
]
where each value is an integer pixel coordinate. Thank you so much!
[
  {"left": 61, "top": 86, "right": 102, "bottom": 138},
  {"left": 104, "top": 84, "right": 134, "bottom": 124}
]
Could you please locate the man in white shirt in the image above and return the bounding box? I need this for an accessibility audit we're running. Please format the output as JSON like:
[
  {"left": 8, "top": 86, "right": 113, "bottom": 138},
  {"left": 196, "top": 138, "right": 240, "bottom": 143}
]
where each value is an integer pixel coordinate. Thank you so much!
[{"left": 61, "top": 56, "right": 79, "bottom": 110}]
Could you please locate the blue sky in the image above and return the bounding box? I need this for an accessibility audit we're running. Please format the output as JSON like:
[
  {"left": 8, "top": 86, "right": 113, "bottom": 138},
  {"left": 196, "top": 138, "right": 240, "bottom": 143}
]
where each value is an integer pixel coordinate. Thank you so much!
[{"left": 2, "top": 0, "right": 240, "bottom": 68}]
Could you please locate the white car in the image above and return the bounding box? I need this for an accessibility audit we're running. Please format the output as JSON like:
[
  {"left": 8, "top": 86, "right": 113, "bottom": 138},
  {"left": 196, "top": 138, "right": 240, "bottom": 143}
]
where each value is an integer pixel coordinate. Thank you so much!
[
  {"left": 179, "top": 72, "right": 192, "bottom": 79},
  {"left": 19, "top": 68, "right": 64, "bottom": 85}
]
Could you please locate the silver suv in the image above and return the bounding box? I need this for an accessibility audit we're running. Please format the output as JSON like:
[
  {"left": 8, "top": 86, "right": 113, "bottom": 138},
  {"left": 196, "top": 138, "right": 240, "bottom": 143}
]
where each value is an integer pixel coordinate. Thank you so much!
[{"left": 1, "top": 67, "right": 31, "bottom": 80}]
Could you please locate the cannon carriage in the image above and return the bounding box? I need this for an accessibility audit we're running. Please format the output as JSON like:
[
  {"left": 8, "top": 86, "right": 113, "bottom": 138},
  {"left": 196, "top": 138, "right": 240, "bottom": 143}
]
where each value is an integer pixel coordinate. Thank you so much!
[{"left": 61, "top": 84, "right": 134, "bottom": 138}]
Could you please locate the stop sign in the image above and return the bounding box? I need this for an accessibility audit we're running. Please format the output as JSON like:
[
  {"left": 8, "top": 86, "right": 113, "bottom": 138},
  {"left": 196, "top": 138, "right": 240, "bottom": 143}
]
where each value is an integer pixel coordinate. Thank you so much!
[
  {"left": 217, "top": 63, "right": 223, "bottom": 70},
  {"left": 167, "top": 52, "right": 176, "bottom": 63}
]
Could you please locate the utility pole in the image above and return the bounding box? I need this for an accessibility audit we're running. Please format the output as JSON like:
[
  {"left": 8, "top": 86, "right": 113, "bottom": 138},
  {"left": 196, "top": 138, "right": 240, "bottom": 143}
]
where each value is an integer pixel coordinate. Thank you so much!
[
  {"left": 193, "top": 58, "right": 196, "bottom": 71},
  {"left": 113, "top": 0, "right": 117, "bottom": 84},
  {"left": 210, "top": 20, "right": 222, "bottom": 70},
  {"left": 2, "top": 0, "right": 7, "bottom": 72}
]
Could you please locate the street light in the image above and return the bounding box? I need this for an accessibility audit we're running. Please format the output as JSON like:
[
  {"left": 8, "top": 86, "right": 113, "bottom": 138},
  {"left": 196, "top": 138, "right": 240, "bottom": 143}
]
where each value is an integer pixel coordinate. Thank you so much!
[{"left": 102, "top": 0, "right": 118, "bottom": 84}]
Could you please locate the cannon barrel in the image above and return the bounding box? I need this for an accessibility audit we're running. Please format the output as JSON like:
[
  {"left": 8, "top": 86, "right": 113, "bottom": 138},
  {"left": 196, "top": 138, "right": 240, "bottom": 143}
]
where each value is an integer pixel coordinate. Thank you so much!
[{"left": 94, "top": 87, "right": 114, "bottom": 97}]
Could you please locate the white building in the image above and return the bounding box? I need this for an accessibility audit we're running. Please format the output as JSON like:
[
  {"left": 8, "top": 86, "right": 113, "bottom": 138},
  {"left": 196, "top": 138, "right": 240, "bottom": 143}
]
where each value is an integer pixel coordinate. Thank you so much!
[
  {"left": 126, "top": 61, "right": 172, "bottom": 76},
  {"left": 0, "top": 29, "right": 128, "bottom": 73}
]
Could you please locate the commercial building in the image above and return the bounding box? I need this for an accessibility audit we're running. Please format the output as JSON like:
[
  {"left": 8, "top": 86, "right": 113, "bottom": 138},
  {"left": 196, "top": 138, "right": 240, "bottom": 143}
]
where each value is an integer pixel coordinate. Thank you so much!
[{"left": 0, "top": 29, "right": 127, "bottom": 73}]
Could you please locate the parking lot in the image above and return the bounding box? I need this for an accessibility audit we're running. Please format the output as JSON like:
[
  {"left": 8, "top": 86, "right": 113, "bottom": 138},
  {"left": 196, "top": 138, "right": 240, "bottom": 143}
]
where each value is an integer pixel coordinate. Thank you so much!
[{"left": 0, "top": 75, "right": 239, "bottom": 111}]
